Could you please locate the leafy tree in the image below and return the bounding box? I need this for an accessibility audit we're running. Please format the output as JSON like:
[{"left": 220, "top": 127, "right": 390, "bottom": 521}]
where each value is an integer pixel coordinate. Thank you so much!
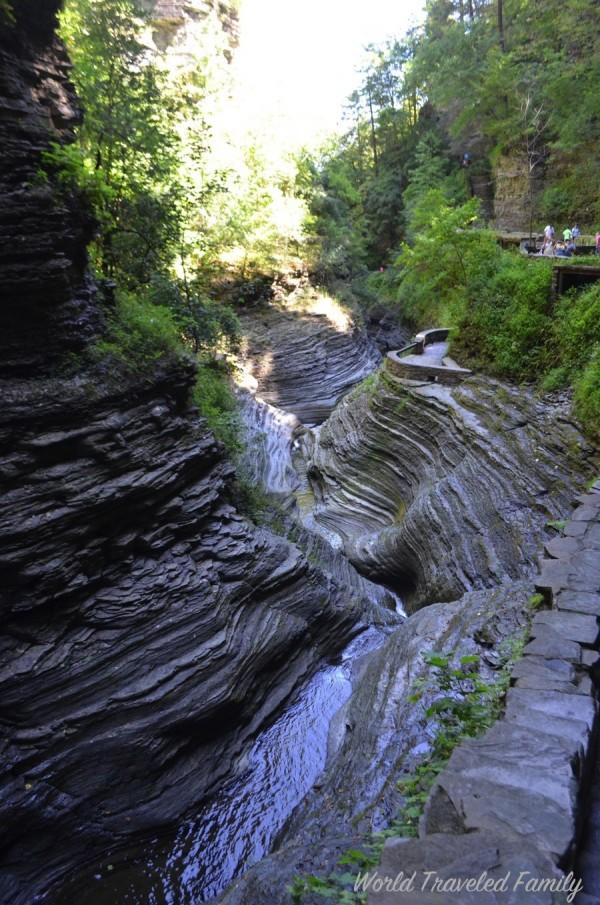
[{"left": 59, "top": 0, "right": 181, "bottom": 284}]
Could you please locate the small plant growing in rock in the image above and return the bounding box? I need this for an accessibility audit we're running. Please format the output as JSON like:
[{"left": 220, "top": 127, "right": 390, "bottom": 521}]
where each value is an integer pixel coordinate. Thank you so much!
[
  {"left": 546, "top": 518, "right": 567, "bottom": 533},
  {"left": 289, "top": 643, "right": 525, "bottom": 902}
]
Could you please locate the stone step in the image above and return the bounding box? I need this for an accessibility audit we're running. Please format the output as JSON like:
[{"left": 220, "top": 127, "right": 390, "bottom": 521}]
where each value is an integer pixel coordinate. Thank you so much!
[{"left": 531, "top": 610, "right": 599, "bottom": 646}]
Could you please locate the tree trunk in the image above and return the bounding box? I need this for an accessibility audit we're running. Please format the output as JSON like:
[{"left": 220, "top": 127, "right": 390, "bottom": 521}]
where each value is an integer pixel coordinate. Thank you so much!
[
  {"left": 366, "top": 87, "right": 379, "bottom": 174},
  {"left": 498, "top": 0, "right": 506, "bottom": 51}
]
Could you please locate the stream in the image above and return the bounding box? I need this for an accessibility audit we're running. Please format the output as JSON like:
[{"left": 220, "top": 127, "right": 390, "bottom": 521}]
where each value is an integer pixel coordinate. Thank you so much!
[{"left": 48, "top": 362, "right": 403, "bottom": 905}]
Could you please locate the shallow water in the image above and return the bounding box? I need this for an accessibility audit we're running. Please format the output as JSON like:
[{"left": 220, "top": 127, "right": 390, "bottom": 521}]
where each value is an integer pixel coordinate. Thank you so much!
[
  {"left": 49, "top": 629, "right": 386, "bottom": 904},
  {"left": 48, "top": 372, "right": 402, "bottom": 904}
]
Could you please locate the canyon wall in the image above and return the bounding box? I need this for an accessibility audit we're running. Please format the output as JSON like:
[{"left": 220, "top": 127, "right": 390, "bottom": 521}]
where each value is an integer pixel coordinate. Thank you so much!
[
  {"left": 305, "top": 364, "right": 594, "bottom": 608},
  {"left": 0, "top": 0, "right": 99, "bottom": 375},
  {"left": 0, "top": 5, "right": 362, "bottom": 902}
]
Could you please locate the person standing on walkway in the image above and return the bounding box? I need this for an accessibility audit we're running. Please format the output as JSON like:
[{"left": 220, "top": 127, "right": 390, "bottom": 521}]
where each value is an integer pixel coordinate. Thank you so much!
[
  {"left": 596, "top": 231, "right": 600, "bottom": 255},
  {"left": 572, "top": 223, "right": 580, "bottom": 243},
  {"left": 563, "top": 226, "right": 572, "bottom": 243}
]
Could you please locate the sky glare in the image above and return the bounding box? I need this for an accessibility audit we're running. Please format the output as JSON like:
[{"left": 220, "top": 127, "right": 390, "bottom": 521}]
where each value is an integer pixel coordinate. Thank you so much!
[{"left": 232, "top": 0, "right": 425, "bottom": 148}]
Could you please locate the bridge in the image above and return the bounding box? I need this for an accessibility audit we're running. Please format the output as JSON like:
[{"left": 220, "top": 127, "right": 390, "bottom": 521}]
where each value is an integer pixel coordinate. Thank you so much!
[{"left": 386, "top": 328, "right": 472, "bottom": 384}]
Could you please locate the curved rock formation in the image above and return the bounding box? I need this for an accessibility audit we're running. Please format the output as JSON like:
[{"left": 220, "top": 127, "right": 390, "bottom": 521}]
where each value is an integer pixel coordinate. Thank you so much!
[
  {"left": 237, "top": 287, "right": 381, "bottom": 425},
  {"left": 0, "top": 364, "right": 362, "bottom": 905},
  {"left": 0, "top": 7, "right": 366, "bottom": 903},
  {"left": 305, "top": 364, "right": 595, "bottom": 609}
]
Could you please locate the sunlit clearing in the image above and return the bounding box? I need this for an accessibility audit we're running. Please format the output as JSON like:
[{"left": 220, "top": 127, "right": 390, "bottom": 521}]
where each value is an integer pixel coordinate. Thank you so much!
[{"left": 290, "top": 292, "right": 353, "bottom": 333}]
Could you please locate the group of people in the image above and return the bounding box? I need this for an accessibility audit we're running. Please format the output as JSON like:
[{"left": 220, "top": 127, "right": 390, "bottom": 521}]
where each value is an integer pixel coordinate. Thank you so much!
[{"left": 537, "top": 223, "right": 581, "bottom": 257}]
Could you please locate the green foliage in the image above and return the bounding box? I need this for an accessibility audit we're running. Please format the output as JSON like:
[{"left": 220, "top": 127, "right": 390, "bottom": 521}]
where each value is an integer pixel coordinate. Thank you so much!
[
  {"left": 346, "top": 371, "right": 380, "bottom": 402},
  {"left": 0, "top": 0, "right": 14, "bottom": 23},
  {"left": 528, "top": 593, "right": 545, "bottom": 610},
  {"left": 295, "top": 0, "right": 600, "bottom": 437},
  {"left": 396, "top": 192, "right": 494, "bottom": 327},
  {"left": 574, "top": 348, "right": 600, "bottom": 441},
  {"left": 39, "top": 141, "right": 112, "bottom": 210},
  {"left": 59, "top": 0, "right": 183, "bottom": 285},
  {"left": 546, "top": 518, "right": 567, "bottom": 533},
  {"left": 147, "top": 276, "right": 241, "bottom": 355},
  {"left": 192, "top": 362, "right": 242, "bottom": 455},
  {"left": 93, "top": 290, "right": 184, "bottom": 369},
  {"left": 550, "top": 283, "right": 600, "bottom": 373},
  {"left": 385, "top": 188, "right": 598, "bottom": 436}
]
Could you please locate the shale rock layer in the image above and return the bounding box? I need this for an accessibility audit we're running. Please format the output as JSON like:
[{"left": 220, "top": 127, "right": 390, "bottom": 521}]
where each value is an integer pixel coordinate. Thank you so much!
[
  {"left": 237, "top": 293, "right": 380, "bottom": 425},
  {"left": 0, "top": 0, "right": 98, "bottom": 375},
  {"left": 305, "top": 366, "right": 594, "bottom": 608},
  {"left": 0, "top": 366, "right": 359, "bottom": 905}
]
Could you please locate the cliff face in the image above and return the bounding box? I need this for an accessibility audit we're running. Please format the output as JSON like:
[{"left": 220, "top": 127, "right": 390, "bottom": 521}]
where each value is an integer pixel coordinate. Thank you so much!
[
  {"left": 143, "top": 0, "right": 239, "bottom": 61},
  {"left": 0, "top": 6, "right": 362, "bottom": 903},
  {"left": 304, "top": 364, "right": 594, "bottom": 609},
  {"left": 0, "top": 366, "right": 358, "bottom": 905},
  {"left": 0, "top": 0, "right": 99, "bottom": 376},
  {"left": 492, "top": 152, "right": 543, "bottom": 232},
  {"left": 236, "top": 284, "right": 381, "bottom": 426}
]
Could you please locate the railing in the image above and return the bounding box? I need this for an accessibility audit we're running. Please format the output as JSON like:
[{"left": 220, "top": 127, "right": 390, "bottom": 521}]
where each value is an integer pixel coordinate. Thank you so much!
[
  {"left": 386, "top": 327, "right": 471, "bottom": 385},
  {"left": 414, "top": 328, "right": 451, "bottom": 350},
  {"left": 395, "top": 329, "right": 451, "bottom": 358}
]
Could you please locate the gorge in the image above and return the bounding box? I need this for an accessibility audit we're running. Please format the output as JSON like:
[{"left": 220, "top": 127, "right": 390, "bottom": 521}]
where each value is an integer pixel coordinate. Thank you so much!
[{"left": 1, "top": 2, "right": 599, "bottom": 905}]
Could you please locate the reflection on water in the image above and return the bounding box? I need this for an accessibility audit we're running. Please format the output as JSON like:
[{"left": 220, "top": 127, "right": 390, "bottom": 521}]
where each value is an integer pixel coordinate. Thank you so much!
[
  {"left": 50, "top": 630, "right": 385, "bottom": 904},
  {"left": 50, "top": 375, "right": 402, "bottom": 905}
]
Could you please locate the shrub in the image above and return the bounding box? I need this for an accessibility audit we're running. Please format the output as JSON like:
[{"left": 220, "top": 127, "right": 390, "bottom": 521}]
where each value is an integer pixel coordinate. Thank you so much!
[
  {"left": 552, "top": 282, "right": 600, "bottom": 373},
  {"left": 574, "top": 347, "right": 600, "bottom": 440},
  {"left": 93, "top": 290, "right": 184, "bottom": 368},
  {"left": 148, "top": 275, "right": 241, "bottom": 354},
  {"left": 192, "top": 361, "right": 243, "bottom": 455}
]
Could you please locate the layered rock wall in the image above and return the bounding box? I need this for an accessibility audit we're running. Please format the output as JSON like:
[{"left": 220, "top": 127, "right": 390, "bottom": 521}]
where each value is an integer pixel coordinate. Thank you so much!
[
  {"left": 0, "top": 0, "right": 99, "bottom": 375},
  {"left": 492, "top": 152, "right": 543, "bottom": 232},
  {"left": 305, "top": 364, "right": 594, "bottom": 608},
  {"left": 371, "top": 484, "right": 600, "bottom": 905},
  {"left": 237, "top": 293, "right": 381, "bottom": 426},
  {"left": 0, "top": 5, "right": 362, "bottom": 903},
  {"left": 0, "top": 365, "right": 358, "bottom": 904}
]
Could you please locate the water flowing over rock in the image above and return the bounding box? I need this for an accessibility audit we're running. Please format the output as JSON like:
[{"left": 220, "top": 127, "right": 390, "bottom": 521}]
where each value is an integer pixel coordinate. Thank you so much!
[
  {"left": 0, "top": 8, "right": 368, "bottom": 902},
  {"left": 0, "top": 363, "right": 365, "bottom": 905},
  {"left": 215, "top": 582, "right": 535, "bottom": 905},
  {"left": 304, "top": 365, "right": 593, "bottom": 608},
  {"left": 3, "top": 5, "right": 599, "bottom": 904},
  {"left": 236, "top": 289, "right": 381, "bottom": 425}
]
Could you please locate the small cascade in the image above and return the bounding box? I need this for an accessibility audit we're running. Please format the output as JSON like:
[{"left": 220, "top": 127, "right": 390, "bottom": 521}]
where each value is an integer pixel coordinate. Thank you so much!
[
  {"left": 45, "top": 309, "right": 403, "bottom": 905},
  {"left": 237, "top": 388, "right": 405, "bottom": 622},
  {"left": 237, "top": 390, "right": 300, "bottom": 495}
]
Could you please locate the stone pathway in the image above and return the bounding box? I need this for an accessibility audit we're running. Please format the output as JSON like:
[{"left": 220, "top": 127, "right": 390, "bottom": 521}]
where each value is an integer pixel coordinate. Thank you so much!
[
  {"left": 369, "top": 480, "right": 600, "bottom": 905},
  {"left": 386, "top": 329, "right": 472, "bottom": 384}
]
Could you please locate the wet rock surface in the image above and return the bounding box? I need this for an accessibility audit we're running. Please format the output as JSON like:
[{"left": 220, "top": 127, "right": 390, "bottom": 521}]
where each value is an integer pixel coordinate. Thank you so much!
[
  {"left": 236, "top": 287, "right": 381, "bottom": 425},
  {"left": 216, "top": 582, "right": 534, "bottom": 905},
  {"left": 0, "top": 365, "right": 364, "bottom": 905},
  {"left": 304, "top": 364, "right": 594, "bottom": 608},
  {"left": 3, "top": 8, "right": 600, "bottom": 903},
  {"left": 369, "top": 482, "right": 600, "bottom": 905}
]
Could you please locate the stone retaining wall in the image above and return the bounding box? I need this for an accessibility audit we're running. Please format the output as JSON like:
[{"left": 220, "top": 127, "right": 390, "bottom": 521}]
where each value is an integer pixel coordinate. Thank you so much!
[{"left": 370, "top": 481, "right": 600, "bottom": 905}]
